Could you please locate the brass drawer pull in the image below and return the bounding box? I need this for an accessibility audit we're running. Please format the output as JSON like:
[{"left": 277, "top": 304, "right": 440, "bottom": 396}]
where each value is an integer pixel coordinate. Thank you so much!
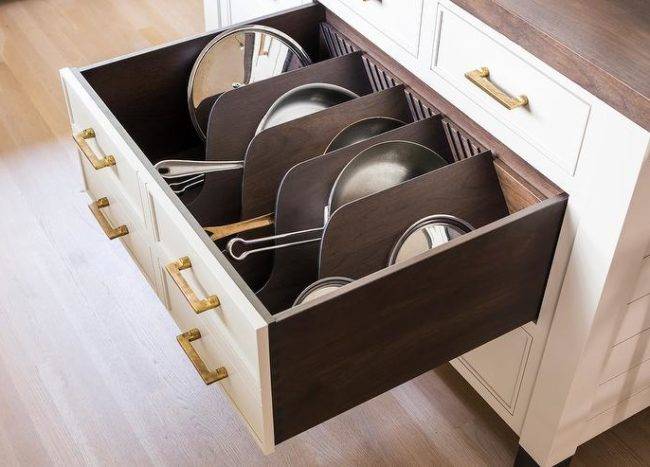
[
  {"left": 464, "top": 67, "right": 528, "bottom": 110},
  {"left": 177, "top": 329, "right": 228, "bottom": 385},
  {"left": 89, "top": 197, "right": 129, "bottom": 239},
  {"left": 74, "top": 128, "right": 116, "bottom": 170},
  {"left": 165, "top": 257, "right": 220, "bottom": 313}
]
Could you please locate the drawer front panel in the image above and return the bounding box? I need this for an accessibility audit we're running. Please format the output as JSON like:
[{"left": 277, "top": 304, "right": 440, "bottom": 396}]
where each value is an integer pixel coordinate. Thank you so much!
[
  {"left": 64, "top": 75, "right": 146, "bottom": 224},
  {"left": 227, "top": 0, "right": 309, "bottom": 25},
  {"left": 431, "top": 4, "right": 590, "bottom": 175},
  {"left": 149, "top": 192, "right": 265, "bottom": 382},
  {"left": 328, "top": 0, "right": 424, "bottom": 57},
  {"left": 80, "top": 151, "right": 155, "bottom": 284},
  {"left": 601, "top": 326, "right": 650, "bottom": 383},
  {"left": 270, "top": 195, "right": 566, "bottom": 442},
  {"left": 150, "top": 192, "right": 273, "bottom": 451},
  {"left": 156, "top": 252, "right": 269, "bottom": 447},
  {"left": 594, "top": 357, "right": 650, "bottom": 416}
]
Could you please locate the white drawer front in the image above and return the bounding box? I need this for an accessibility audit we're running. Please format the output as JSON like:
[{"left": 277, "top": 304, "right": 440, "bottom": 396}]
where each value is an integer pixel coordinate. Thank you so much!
[
  {"left": 594, "top": 357, "right": 650, "bottom": 416},
  {"left": 431, "top": 4, "right": 590, "bottom": 175},
  {"left": 150, "top": 193, "right": 265, "bottom": 380},
  {"left": 156, "top": 252, "right": 269, "bottom": 448},
  {"left": 225, "top": 0, "right": 308, "bottom": 25},
  {"left": 601, "top": 327, "right": 650, "bottom": 383},
  {"left": 148, "top": 190, "right": 274, "bottom": 451},
  {"left": 79, "top": 148, "right": 155, "bottom": 285},
  {"left": 329, "top": 0, "right": 424, "bottom": 57},
  {"left": 64, "top": 74, "right": 146, "bottom": 224}
]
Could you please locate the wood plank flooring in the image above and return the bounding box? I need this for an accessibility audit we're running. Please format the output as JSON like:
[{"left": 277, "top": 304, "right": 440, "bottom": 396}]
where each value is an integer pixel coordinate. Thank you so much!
[{"left": 0, "top": 0, "right": 647, "bottom": 465}]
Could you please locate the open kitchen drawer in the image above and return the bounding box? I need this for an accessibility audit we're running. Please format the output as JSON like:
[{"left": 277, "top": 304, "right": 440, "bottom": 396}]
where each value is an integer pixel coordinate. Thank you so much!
[{"left": 60, "top": 4, "right": 567, "bottom": 453}]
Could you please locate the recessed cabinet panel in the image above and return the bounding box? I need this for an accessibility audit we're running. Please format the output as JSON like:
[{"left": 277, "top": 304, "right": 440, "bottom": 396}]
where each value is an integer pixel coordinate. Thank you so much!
[
  {"left": 328, "top": 0, "right": 424, "bottom": 57},
  {"left": 431, "top": 5, "right": 590, "bottom": 175},
  {"left": 456, "top": 328, "right": 532, "bottom": 412}
]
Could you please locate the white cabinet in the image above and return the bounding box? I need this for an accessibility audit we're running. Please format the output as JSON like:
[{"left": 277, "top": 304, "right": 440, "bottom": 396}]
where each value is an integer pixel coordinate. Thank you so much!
[
  {"left": 205, "top": 0, "right": 312, "bottom": 30},
  {"left": 431, "top": 4, "right": 590, "bottom": 176},
  {"left": 327, "top": 0, "right": 424, "bottom": 57}
]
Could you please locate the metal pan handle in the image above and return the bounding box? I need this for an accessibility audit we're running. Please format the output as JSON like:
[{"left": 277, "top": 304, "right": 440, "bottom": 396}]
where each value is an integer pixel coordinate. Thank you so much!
[
  {"left": 155, "top": 159, "right": 244, "bottom": 179},
  {"left": 226, "top": 226, "right": 323, "bottom": 260}
]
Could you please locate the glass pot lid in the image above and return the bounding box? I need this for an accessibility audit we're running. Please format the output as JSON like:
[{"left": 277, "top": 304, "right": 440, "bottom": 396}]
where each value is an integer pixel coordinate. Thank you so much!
[
  {"left": 188, "top": 25, "right": 312, "bottom": 140},
  {"left": 388, "top": 215, "right": 474, "bottom": 266}
]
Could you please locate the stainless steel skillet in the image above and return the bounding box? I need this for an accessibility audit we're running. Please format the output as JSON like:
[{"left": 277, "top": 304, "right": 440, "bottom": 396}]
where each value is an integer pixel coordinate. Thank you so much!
[
  {"left": 202, "top": 115, "right": 406, "bottom": 241},
  {"left": 155, "top": 83, "right": 358, "bottom": 180},
  {"left": 226, "top": 140, "right": 448, "bottom": 260}
]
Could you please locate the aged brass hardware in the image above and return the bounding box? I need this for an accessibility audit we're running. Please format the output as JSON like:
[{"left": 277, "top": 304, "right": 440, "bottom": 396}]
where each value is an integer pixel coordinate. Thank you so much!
[
  {"left": 464, "top": 67, "right": 528, "bottom": 110},
  {"left": 204, "top": 213, "right": 274, "bottom": 241},
  {"left": 89, "top": 197, "right": 129, "bottom": 239},
  {"left": 177, "top": 329, "right": 228, "bottom": 385},
  {"left": 74, "top": 128, "right": 116, "bottom": 169},
  {"left": 165, "top": 257, "right": 220, "bottom": 313}
]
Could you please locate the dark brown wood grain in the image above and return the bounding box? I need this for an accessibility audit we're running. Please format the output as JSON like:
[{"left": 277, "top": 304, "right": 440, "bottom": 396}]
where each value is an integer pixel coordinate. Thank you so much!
[
  {"left": 205, "top": 51, "right": 372, "bottom": 163},
  {"left": 196, "top": 52, "right": 373, "bottom": 222},
  {"left": 241, "top": 85, "right": 414, "bottom": 218},
  {"left": 325, "top": 12, "right": 564, "bottom": 199},
  {"left": 82, "top": 4, "right": 326, "bottom": 160},
  {"left": 319, "top": 152, "right": 508, "bottom": 279},
  {"left": 269, "top": 194, "right": 567, "bottom": 443},
  {"left": 256, "top": 117, "right": 448, "bottom": 312},
  {"left": 451, "top": 0, "right": 650, "bottom": 131}
]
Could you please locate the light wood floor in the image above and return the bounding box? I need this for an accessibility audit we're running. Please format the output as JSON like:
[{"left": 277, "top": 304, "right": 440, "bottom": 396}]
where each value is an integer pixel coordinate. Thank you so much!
[{"left": 0, "top": 0, "right": 648, "bottom": 465}]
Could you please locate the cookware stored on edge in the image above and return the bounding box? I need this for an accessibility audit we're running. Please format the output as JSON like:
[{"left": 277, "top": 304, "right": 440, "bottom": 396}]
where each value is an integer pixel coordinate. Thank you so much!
[
  {"left": 188, "top": 25, "right": 312, "bottom": 141},
  {"left": 325, "top": 117, "right": 405, "bottom": 153},
  {"left": 155, "top": 83, "right": 358, "bottom": 181},
  {"left": 293, "top": 277, "right": 353, "bottom": 306},
  {"left": 387, "top": 215, "right": 474, "bottom": 265},
  {"left": 226, "top": 140, "right": 449, "bottom": 260},
  {"left": 255, "top": 83, "right": 359, "bottom": 135},
  {"left": 202, "top": 116, "right": 407, "bottom": 241}
]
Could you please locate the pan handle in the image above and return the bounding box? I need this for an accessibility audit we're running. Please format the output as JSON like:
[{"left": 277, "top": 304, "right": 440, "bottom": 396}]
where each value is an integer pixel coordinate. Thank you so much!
[
  {"left": 155, "top": 159, "right": 245, "bottom": 179},
  {"left": 227, "top": 227, "right": 323, "bottom": 260},
  {"left": 204, "top": 213, "right": 275, "bottom": 241}
]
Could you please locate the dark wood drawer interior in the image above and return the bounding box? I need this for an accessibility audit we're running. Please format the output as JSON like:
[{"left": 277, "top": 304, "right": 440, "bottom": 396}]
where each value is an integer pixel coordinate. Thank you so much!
[{"left": 79, "top": 3, "right": 567, "bottom": 446}]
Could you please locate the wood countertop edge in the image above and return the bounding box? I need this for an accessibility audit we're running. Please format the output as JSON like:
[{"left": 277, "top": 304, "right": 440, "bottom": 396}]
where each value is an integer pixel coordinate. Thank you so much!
[{"left": 451, "top": 0, "right": 650, "bottom": 132}]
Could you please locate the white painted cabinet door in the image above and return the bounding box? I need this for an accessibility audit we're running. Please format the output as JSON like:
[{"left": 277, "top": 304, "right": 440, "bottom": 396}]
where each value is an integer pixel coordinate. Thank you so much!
[{"left": 205, "top": 0, "right": 312, "bottom": 30}]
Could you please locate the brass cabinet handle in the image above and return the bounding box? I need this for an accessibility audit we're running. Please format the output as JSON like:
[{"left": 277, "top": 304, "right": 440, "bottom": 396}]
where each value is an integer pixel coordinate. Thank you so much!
[
  {"left": 89, "top": 197, "right": 129, "bottom": 239},
  {"left": 165, "top": 257, "right": 220, "bottom": 313},
  {"left": 464, "top": 67, "right": 528, "bottom": 110},
  {"left": 177, "top": 329, "right": 228, "bottom": 385},
  {"left": 74, "top": 128, "right": 116, "bottom": 170}
]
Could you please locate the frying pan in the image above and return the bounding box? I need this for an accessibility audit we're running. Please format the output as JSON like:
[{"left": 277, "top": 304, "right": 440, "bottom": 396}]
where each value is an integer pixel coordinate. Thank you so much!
[
  {"left": 255, "top": 83, "right": 358, "bottom": 135},
  {"left": 226, "top": 140, "right": 448, "bottom": 260},
  {"left": 155, "top": 83, "right": 358, "bottom": 180},
  {"left": 202, "top": 116, "right": 407, "bottom": 241},
  {"left": 325, "top": 117, "right": 405, "bottom": 153}
]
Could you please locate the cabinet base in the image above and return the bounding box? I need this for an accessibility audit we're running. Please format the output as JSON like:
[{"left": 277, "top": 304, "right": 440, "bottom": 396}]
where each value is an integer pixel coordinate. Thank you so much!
[{"left": 514, "top": 446, "right": 573, "bottom": 467}]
